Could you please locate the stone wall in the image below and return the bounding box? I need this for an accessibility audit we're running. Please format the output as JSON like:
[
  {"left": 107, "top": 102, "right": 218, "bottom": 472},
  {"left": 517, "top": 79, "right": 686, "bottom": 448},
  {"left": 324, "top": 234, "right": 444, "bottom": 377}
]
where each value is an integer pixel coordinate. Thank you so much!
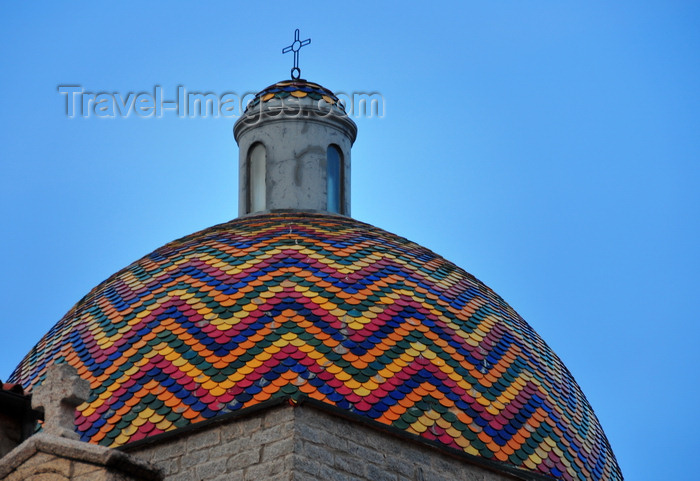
[
  {"left": 4, "top": 450, "right": 119, "bottom": 481},
  {"left": 291, "top": 405, "right": 514, "bottom": 481},
  {"left": 129, "top": 405, "right": 294, "bottom": 481},
  {"left": 0, "top": 387, "right": 36, "bottom": 459},
  {"left": 126, "top": 401, "right": 543, "bottom": 481},
  {"left": 0, "top": 413, "right": 23, "bottom": 460},
  {"left": 0, "top": 433, "right": 161, "bottom": 481}
]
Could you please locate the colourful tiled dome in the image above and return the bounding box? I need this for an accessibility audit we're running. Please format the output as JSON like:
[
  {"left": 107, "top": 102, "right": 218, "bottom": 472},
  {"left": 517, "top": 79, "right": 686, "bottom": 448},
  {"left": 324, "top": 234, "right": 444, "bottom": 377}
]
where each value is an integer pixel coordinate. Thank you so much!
[
  {"left": 9, "top": 213, "right": 621, "bottom": 481},
  {"left": 245, "top": 79, "right": 344, "bottom": 112}
]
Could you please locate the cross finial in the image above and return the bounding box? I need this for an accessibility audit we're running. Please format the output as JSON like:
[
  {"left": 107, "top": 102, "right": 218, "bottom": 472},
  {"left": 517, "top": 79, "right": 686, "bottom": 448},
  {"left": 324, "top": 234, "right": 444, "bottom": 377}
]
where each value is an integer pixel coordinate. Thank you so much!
[
  {"left": 31, "top": 363, "right": 90, "bottom": 439},
  {"left": 282, "top": 28, "right": 311, "bottom": 80}
]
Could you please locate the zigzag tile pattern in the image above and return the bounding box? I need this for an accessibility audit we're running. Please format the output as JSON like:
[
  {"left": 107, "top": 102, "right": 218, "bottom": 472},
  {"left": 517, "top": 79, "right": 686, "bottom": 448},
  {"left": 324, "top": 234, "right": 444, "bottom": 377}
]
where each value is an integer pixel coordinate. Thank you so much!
[{"left": 9, "top": 213, "right": 621, "bottom": 481}]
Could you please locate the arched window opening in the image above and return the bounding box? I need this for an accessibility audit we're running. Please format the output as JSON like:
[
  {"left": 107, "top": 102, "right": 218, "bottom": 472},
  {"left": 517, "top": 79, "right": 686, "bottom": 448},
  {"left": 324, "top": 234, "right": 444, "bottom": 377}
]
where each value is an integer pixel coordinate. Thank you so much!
[
  {"left": 327, "top": 145, "right": 343, "bottom": 214},
  {"left": 248, "top": 143, "right": 266, "bottom": 213}
]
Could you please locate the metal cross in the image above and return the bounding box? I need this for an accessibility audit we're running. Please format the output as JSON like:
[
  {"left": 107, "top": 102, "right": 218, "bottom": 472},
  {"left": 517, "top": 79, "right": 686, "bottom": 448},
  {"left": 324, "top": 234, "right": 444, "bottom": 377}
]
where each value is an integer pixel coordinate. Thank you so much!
[{"left": 282, "top": 29, "right": 311, "bottom": 80}]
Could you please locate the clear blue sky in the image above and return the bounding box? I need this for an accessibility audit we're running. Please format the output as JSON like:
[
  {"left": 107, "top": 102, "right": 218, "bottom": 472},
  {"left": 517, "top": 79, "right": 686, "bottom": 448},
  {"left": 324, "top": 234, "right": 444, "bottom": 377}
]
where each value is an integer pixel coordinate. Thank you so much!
[{"left": 1, "top": 2, "right": 698, "bottom": 479}]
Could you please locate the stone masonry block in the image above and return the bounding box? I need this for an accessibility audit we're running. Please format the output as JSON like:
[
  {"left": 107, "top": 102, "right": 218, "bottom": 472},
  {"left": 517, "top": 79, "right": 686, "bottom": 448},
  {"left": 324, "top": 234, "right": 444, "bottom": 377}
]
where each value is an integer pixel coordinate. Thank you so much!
[
  {"left": 222, "top": 417, "right": 261, "bottom": 442},
  {"left": 165, "top": 469, "right": 194, "bottom": 481},
  {"left": 71, "top": 461, "right": 103, "bottom": 477},
  {"left": 263, "top": 406, "right": 294, "bottom": 428},
  {"left": 333, "top": 452, "right": 364, "bottom": 478},
  {"left": 261, "top": 438, "right": 294, "bottom": 462},
  {"left": 243, "top": 458, "right": 286, "bottom": 481},
  {"left": 151, "top": 457, "right": 179, "bottom": 477},
  {"left": 195, "top": 457, "right": 228, "bottom": 480},
  {"left": 10, "top": 451, "right": 58, "bottom": 472},
  {"left": 344, "top": 439, "right": 386, "bottom": 466},
  {"left": 181, "top": 447, "right": 209, "bottom": 467},
  {"left": 19, "top": 454, "right": 72, "bottom": 478},
  {"left": 249, "top": 421, "right": 293, "bottom": 447},
  {"left": 291, "top": 454, "right": 323, "bottom": 478},
  {"left": 259, "top": 473, "right": 292, "bottom": 481},
  {"left": 295, "top": 419, "right": 348, "bottom": 452},
  {"left": 208, "top": 436, "right": 248, "bottom": 459},
  {"left": 213, "top": 470, "right": 244, "bottom": 481},
  {"left": 226, "top": 448, "right": 261, "bottom": 472},
  {"left": 383, "top": 455, "right": 417, "bottom": 479},
  {"left": 186, "top": 428, "right": 220, "bottom": 452},
  {"left": 5, "top": 456, "right": 73, "bottom": 481},
  {"left": 145, "top": 442, "right": 184, "bottom": 463},
  {"left": 366, "top": 463, "right": 399, "bottom": 481},
  {"left": 299, "top": 441, "right": 334, "bottom": 468}
]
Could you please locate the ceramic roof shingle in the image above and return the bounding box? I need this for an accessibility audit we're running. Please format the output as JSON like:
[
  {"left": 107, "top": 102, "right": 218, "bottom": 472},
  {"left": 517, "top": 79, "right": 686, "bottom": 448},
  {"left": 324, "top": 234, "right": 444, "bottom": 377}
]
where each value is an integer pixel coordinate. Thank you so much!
[
  {"left": 245, "top": 79, "right": 344, "bottom": 113},
  {"left": 9, "top": 212, "right": 621, "bottom": 481},
  {"left": 1, "top": 383, "right": 25, "bottom": 395}
]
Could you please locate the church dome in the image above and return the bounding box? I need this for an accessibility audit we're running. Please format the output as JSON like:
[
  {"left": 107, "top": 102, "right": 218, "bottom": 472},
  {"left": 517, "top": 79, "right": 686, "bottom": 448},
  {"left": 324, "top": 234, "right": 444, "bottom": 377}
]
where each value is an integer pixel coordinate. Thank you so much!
[
  {"left": 9, "top": 212, "right": 621, "bottom": 481},
  {"left": 245, "top": 79, "right": 345, "bottom": 113}
]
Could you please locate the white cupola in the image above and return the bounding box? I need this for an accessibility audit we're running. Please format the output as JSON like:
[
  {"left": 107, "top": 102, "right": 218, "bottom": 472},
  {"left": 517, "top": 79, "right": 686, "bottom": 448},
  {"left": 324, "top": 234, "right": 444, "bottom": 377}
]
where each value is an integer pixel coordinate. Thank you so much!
[{"left": 233, "top": 80, "right": 357, "bottom": 217}]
